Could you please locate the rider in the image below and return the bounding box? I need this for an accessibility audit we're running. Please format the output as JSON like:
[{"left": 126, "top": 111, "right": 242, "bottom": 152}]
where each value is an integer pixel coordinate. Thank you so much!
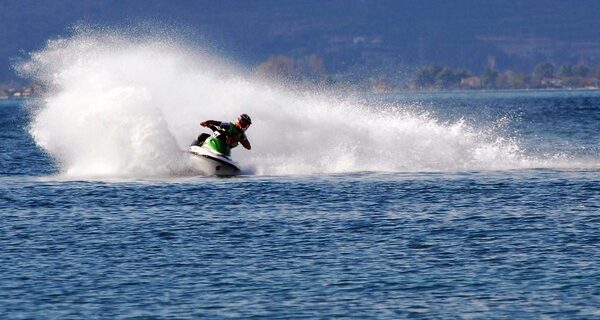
[{"left": 196, "top": 114, "right": 252, "bottom": 156}]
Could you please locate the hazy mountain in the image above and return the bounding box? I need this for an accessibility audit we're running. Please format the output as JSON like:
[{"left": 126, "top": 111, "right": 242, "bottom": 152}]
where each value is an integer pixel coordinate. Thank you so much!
[{"left": 2, "top": 0, "right": 599, "bottom": 83}]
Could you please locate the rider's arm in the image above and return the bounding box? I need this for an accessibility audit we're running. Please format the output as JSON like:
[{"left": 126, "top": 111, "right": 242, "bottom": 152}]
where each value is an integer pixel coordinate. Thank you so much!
[
  {"left": 200, "top": 120, "right": 221, "bottom": 127},
  {"left": 240, "top": 138, "right": 251, "bottom": 150}
]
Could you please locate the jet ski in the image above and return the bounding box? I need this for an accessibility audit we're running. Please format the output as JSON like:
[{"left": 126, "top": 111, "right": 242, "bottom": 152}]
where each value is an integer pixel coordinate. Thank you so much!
[{"left": 188, "top": 131, "right": 241, "bottom": 177}]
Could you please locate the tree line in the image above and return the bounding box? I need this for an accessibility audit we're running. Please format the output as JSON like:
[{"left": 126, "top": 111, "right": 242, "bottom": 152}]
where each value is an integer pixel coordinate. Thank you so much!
[
  {"left": 412, "top": 63, "right": 600, "bottom": 90},
  {"left": 254, "top": 53, "right": 600, "bottom": 91}
]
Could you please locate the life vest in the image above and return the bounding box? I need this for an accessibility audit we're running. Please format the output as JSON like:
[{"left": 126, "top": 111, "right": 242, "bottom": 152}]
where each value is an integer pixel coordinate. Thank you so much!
[{"left": 206, "top": 122, "right": 246, "bottom": 156}]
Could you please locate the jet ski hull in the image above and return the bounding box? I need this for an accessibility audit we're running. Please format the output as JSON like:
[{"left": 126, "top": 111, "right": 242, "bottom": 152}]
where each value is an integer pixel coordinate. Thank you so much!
[{"left": 188, "top": 145, "right": 241, "bottom": 176}]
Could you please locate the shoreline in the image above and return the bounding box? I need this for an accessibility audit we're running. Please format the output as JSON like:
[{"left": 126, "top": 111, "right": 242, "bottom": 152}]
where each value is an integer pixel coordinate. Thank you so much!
[
  {"left": 2, "top": 88, "right": 600, "bottom": 103},
  {"left": 376, "top": 87, "right": 600, "bottom": 95}
]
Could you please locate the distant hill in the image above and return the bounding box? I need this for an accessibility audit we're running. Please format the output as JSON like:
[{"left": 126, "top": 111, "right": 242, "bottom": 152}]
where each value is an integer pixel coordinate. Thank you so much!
[{"left": 2, "top": 0, "right": 600, "bottom": 84}]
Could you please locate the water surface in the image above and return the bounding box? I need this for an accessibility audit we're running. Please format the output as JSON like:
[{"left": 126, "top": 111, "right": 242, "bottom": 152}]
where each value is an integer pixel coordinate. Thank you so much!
[{"left": 1, "top": 91, "right": 599, "bottom": 319}]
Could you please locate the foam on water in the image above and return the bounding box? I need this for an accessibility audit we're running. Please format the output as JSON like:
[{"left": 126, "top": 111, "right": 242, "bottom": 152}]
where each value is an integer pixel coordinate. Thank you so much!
[{"left": 17, "top": 29, "right": 594, "bottom": 178}]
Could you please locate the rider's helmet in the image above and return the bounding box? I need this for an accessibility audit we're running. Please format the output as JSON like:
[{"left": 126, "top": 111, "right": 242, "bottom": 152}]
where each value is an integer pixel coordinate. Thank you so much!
[{"left": 237, "top": 114, "right": 252, "bottom": 130}]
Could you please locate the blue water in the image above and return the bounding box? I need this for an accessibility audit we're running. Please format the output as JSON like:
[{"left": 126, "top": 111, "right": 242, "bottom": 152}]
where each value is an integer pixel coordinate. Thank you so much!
[{"left": 1, "top": 91, "right": 600, "bottom": 319}]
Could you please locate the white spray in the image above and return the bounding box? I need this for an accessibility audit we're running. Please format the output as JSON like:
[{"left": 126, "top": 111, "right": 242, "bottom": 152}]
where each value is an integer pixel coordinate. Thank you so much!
[{"left": 18, "top": 29, "right": 552, "bottom": 178}]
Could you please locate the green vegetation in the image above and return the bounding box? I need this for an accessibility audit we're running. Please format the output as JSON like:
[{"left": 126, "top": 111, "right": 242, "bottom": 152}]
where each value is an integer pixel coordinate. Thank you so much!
[
  {"left": 255, "top": 54, "right": 330, "bottom": 84},
  {"left": 410, "top": 62, "right": 600, "bottom": 91},
  {"left": 3, "top": 59, "right": 599, "bottom": 99},
  {"left": 413, "top": 65, "right": 471, "bottom": 90},
  {"left": 253, "top": 54, "right": 600, "bottom": 91}
]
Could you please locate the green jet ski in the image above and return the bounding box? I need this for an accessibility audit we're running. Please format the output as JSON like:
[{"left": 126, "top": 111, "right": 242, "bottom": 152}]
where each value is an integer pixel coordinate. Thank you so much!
[{"left": 188, "top": 125, "right": 241, "bottom": 177}]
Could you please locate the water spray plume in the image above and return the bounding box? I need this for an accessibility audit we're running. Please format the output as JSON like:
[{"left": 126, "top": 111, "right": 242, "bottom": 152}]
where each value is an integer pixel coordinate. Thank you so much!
[{"left": 18, "top": 28, "right": 583, "bottom": 178}]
